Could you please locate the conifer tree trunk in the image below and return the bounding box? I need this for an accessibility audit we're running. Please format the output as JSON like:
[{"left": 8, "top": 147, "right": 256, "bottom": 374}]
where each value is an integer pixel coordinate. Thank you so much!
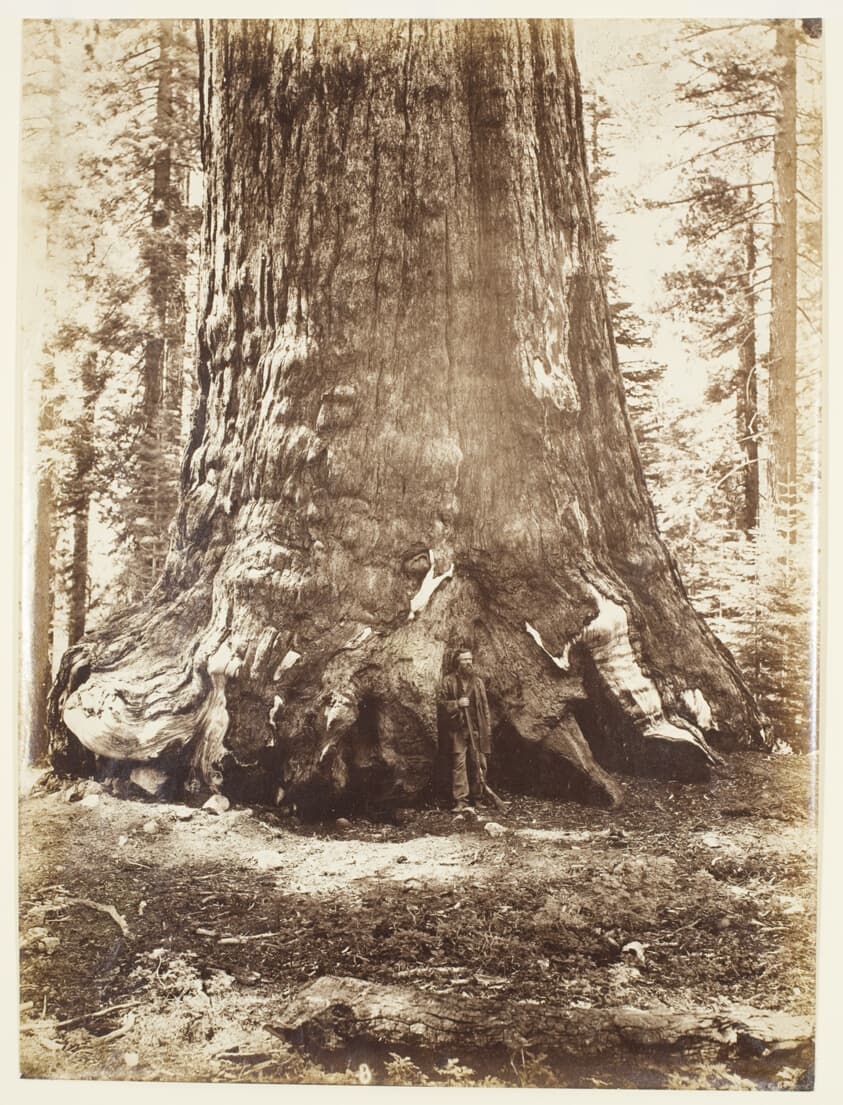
[
  {"left": 22, "top": 369, "right": 56, "bottom": 765},
  {"left": 137, "top": 21, "right": 183, "bottom": 590},
  {"left": 49, "top": 20, "right": 764, "bottom": 808},
  {"left": 736, "top": 199, "right": 760, "bottom": 535},
  {"left": 66, "top": 353, "right": 97, "bottom": 646},
  {"left": 768, "top": 19, "right": 798, "bottom": 537},
  {"left": 20, "top": 23, "right": 60, "bottom": 765}
]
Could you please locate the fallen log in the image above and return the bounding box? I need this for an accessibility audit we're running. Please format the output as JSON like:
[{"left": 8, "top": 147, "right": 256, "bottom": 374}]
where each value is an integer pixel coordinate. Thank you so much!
[{"left": 271, "top": 976, "right": 813, "bottom": 1059}]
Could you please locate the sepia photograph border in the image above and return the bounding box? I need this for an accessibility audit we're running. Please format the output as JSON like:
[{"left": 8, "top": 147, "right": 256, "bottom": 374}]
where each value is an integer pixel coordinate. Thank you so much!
[{"left": 4, "top": 0, "right": 840, "bottom": 1100}]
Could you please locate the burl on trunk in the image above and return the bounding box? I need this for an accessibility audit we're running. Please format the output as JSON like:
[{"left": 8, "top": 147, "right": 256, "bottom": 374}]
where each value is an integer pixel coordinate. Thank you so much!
[{"left": 48, "top": 20, "right": 764, "bottom": 812}]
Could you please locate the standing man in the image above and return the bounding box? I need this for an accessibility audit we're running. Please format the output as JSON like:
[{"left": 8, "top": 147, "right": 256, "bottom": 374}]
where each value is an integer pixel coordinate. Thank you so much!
[{"left": 441, "top": 648, "right": 492, "bottom": 813}]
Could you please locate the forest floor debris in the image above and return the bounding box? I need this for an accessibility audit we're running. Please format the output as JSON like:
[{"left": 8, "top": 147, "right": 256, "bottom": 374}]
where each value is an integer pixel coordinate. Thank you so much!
[{"left": 18, "top": 751, "right": 816, "bottom": 1087}]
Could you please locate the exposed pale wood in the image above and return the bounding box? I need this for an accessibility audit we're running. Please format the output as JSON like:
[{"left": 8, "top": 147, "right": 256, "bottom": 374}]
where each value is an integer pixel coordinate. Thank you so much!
[
  {"left": 66, "top": 897, "right": 130, "bottom": 938},
  {"left": 218, "top": 931, "right": 281, "bottom": 945}
]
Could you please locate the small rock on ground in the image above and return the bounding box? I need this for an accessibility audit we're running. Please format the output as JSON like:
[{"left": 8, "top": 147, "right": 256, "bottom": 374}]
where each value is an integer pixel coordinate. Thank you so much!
[{"left": 203, "top": 794, "right": 231, "bottom": 815}]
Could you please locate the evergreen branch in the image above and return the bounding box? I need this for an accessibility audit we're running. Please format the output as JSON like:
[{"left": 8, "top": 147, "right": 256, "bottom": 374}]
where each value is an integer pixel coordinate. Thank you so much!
[
  {"left": 676, "top": 110, "right": 777, "bottom": 131},
  {"left": 127, "top": 59, "right": 164, "bottom": 74},
  {"left": 649, "top": 181, "right": 772, "bottom": 208},
  {"left": 735, "top": 429, "right": 763, "bottom": 447},
  {"left": 797, "top": 304, "right": 820, "bottom": 334},
  {"left": 682, "top": 20, "right": 772, "bottom": 39},
  {"left": 680, "top": 58, "right": 776, "bottom": 94},
  {"left": 714, "top": 274, "right": 772, "bottom": 297},
  {"left": 729, "top": 262, "right": 773, "bottom": 279},
  {"left": 695, "top": 202, "right": 775, "bottom": 245},
  {"left": 670, "top": 268, "right": 771, "bottom": 299},
  {"left": 796, "top": 188, "right": 821, "bottom": 212},
  {"left": 670, "top": 133, "right": 776, "bottom": 171},
  {"left": 21, "top": 61, "right": 56, "bottom": 78},
  {"left": 797, "top": 269, "right": 821, "bottom": 287},
  {"left": 678, "top": 83, "right": 772, "bottom": 113},
  {"left": 119, "top": 45, "right": 159, "bottom": 64},
  {"left": 709, "top": 457, "right": 760, "bottom": 496}
]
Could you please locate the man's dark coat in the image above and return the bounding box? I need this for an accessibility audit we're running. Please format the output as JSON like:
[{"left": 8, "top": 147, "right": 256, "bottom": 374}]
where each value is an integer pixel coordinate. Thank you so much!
[{"left": 441, "top": 672, "right": 492, "bottom": 754}]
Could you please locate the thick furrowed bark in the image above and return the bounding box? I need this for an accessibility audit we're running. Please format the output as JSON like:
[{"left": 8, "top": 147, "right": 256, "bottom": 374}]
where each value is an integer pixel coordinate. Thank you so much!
[{"left": 48, "top": 18, "right": 764, "bottom": 809}]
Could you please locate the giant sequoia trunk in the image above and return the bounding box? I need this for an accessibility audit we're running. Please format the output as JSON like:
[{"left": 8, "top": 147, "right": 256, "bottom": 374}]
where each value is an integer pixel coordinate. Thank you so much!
[{"left": 48, "top": 19, "right": 764, "bottom": 811}]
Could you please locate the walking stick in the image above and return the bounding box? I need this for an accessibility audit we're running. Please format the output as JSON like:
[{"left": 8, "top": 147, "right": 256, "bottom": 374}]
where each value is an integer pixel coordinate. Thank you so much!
[{"left": 460, "top": 703, "right": 508, "bottom": 812}]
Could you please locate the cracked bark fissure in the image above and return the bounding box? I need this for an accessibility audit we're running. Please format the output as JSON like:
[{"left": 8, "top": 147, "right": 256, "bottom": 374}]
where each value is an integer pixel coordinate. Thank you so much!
[{"left": 48, "top": 19, "right": 764, "bottom": 811}]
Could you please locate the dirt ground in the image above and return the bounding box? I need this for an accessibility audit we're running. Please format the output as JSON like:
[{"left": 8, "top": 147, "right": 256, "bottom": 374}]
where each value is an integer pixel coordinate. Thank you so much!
[{"left": 17, "top": 750, "right": 817, "bottom": 1089}]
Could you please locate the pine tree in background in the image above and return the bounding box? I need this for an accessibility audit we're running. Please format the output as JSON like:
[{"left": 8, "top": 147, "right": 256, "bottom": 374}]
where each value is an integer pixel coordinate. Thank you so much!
[
  {"left": 583, "top": 86, "right": 667, "bottom": 478},
  {"left": 580, "top": 18, "right": 821, "bottom": 749},
  {"left": 584, "top": 89, "right": 651, "bottom": 351},
  {"left": 652, "top": 18, "right": 822, "bottom": 748},
  {"left": 768, "top": 19, "right": 798, "bottom": 541},
  {"left": 62, "top": 350, "right": 99, "bottom": 646},
  {"left": 19, "top": 20, "right": 62, "bottom": 764},
  {"left": 18, "top": 20, "right": 201, "bottom": 763},
  {"left": 77, "top": 19, "right": 202, "bottom": 603},
  {"left": 661, "top": 169, "right": 764, "bottom": 535},
  {"left": 658, "top": 15, "right": 780, "bottom": 539},
  {"left": 662, "top": 19, "right": 822, "bottom": 538}
]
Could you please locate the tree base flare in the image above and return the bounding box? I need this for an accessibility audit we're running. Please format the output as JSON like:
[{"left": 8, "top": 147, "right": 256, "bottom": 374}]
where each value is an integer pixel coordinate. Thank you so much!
[{"left": 48, "top": 568, "right": 746, "bottom": 814}]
